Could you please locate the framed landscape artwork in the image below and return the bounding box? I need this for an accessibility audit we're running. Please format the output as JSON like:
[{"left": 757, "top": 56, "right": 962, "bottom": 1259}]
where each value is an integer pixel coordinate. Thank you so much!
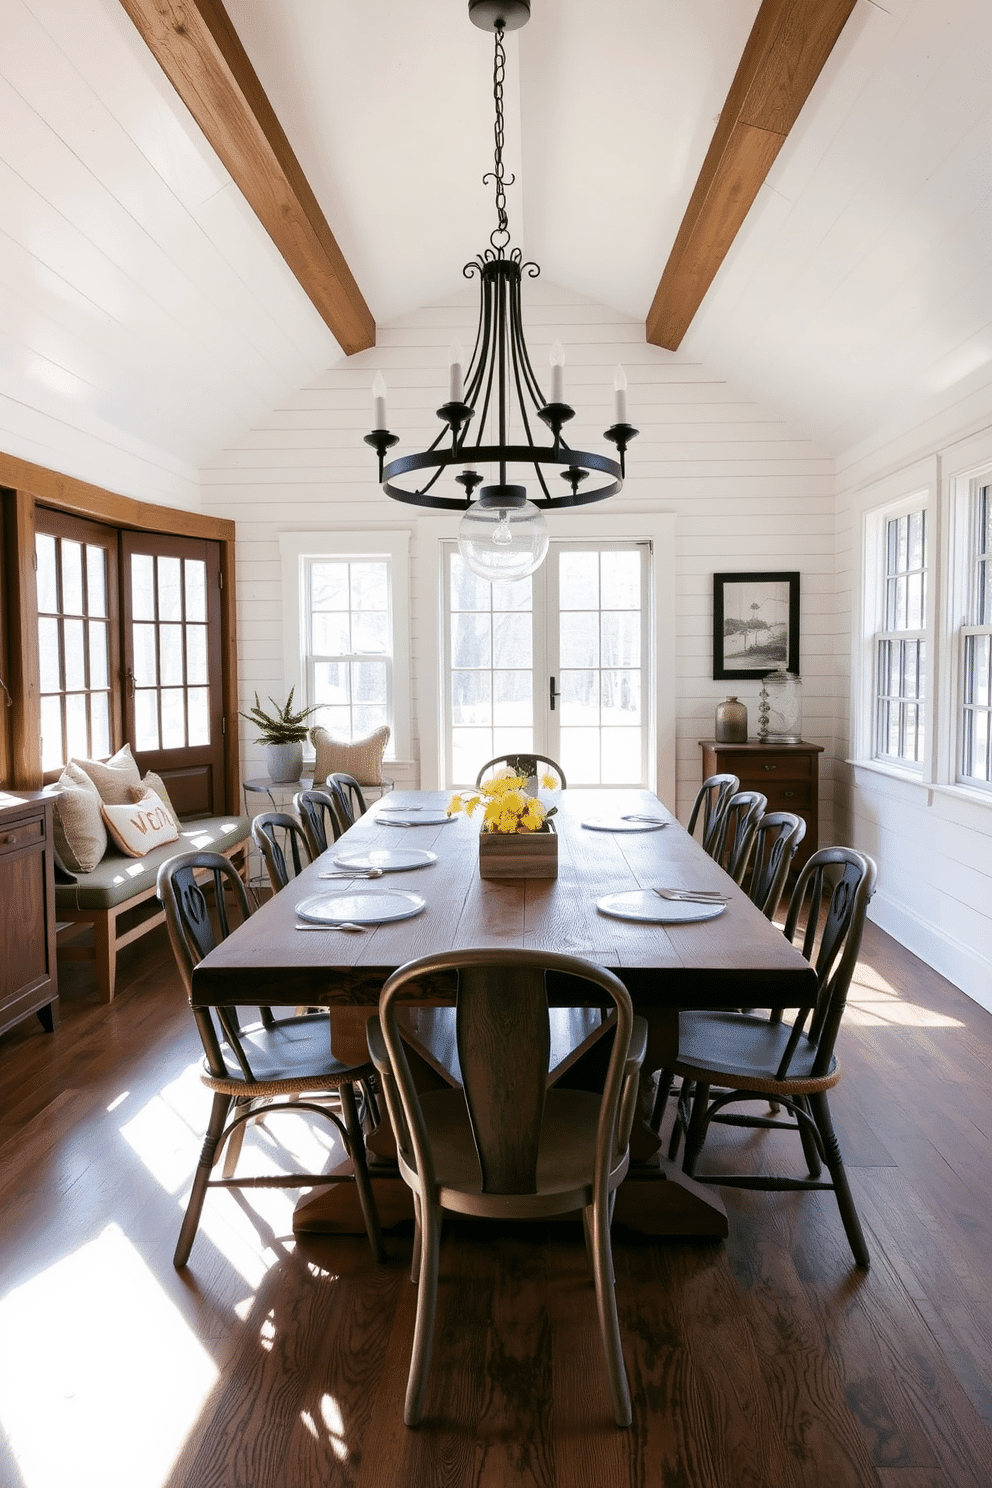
[{"left": 713, "top": 571, "right": 800, "bottom": 681}]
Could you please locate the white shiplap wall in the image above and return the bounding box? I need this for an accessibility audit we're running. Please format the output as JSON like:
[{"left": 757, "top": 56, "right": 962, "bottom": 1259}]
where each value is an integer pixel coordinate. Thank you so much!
[
  {"left": 0, "top": 0, "right": 339, "bottom": 510},
  {"left": 834, "top": 372, "right": 992, "bottom": 1012},
  {"left": 201, "top": 281, "right": 836, "bottom": 825}
]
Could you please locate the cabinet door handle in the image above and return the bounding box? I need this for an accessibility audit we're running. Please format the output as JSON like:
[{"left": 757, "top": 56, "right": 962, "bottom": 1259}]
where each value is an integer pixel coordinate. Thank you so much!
[
  {"left": 762, "top": 763, "right": 778, "bottom": 771},
  {"left": 1, "top": 834, "right": 15, "bottom": 844},
  {"left": 782, "top": 790, "right": 795, "bottom": 800}
]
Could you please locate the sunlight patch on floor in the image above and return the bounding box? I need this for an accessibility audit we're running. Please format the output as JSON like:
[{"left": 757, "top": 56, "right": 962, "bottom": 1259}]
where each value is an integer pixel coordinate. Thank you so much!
[
  {"left": 846, "top": 962, "right": 964, "bottom": 1028},
  {"left": 0, "top": 1223, "right": 217, "bottom": 1488}
]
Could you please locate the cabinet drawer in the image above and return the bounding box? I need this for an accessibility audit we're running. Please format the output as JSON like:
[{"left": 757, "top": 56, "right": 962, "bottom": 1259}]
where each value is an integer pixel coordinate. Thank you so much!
[
  {"left": 721, "top": 752, "right": 813, "bottom": 783},
  {"left": 763, "top": 782, "right": 813, "bottom": 812},
  {"left": 0, "top": 813, "right": 45, "bottom": 856}
]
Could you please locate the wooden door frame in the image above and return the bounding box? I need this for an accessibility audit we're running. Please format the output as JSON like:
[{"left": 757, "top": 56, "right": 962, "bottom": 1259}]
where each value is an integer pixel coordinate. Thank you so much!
[{"left": 0, "top": 453, "right": 240, "bottom": 810}]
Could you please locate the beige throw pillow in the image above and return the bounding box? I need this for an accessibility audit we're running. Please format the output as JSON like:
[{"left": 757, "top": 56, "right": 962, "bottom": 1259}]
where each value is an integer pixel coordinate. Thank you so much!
[
  {"left": 134, "top": 772, "right": 181, "bottom": 830},
  {"left": 52, "top": 764, "right": 108, "bottom": 873},
  {"left": 72, "top": 742, "right": 142, "bottom": 805},
  {"left": 310, "top": 725, "right": 390, "bottom": 786},
  {"left": 101, "top": 790, "right": 180, "bottom": 858}
]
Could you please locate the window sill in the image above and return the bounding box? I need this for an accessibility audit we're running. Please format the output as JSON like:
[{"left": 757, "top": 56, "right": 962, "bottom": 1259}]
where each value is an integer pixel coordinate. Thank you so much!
[
  {"left": 847, "top": 757, "right": 925, "bottom": 786},
  {"left": 848, "top": 758, "right": 992, "bottom": 810}
]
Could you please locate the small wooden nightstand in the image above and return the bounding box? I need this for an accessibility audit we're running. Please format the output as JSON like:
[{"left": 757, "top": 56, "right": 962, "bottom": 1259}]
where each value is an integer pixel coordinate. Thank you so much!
[{"left": 699, "top": 740, "right": 823, "bottom": 873}]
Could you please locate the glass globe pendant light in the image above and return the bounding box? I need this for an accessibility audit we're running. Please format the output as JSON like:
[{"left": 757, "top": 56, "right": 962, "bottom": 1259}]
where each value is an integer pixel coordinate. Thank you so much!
[{"left": 458, "top": 490, "right": 549, "bottom": 582}]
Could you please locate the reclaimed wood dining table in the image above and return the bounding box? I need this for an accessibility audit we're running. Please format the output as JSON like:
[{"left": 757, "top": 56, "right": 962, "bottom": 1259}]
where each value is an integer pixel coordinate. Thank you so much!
[{"left": 192, "top": 788, "right": 816, "bottom": 1237}]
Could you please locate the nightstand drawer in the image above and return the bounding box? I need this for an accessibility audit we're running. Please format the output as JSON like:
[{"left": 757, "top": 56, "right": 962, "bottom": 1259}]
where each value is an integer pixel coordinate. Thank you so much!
[
  {"left": 721, "top": 751, "right": 812, "bottom": 782},
  {"left": 763, "top": 782, "right": 813, "bottom": 811},
  {"left": 0, "top": 812, "right": 46, "bottom": 856}
]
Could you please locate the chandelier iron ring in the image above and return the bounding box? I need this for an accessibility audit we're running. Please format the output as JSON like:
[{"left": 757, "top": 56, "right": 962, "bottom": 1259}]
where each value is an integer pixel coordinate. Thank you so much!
[{"left": 380, "top": 445, "right": 626, "bottom": 511}]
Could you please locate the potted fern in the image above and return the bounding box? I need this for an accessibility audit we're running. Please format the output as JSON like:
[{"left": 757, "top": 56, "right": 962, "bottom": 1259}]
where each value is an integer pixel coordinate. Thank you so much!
[{"left": 240, "top": 689, "right": 317, "bottom": 783}]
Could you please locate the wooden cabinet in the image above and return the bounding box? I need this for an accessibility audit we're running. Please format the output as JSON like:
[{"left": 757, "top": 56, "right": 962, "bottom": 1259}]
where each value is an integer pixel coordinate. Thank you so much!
[
  {"left": 0, "top": 792, "right": 59, "bottom": 1036},
  {"left": 699, "top": 740, "right": 823, "bottom": 873}
]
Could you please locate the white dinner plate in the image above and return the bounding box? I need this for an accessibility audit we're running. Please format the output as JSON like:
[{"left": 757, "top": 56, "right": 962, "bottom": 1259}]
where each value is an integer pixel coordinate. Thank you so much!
[
  {"left": 375, "top": 809, "right": 454, "bottom": 827},
  {"left": 596, "top": 890, "right": 725, "bottom": 924},
  {"left": 581, "top": 816, "right": 668, "bottom": 832},
  {"left": 295, "top": 890, "right": 427, "bottom": 926},
  {"left": 332, "top": 848, "right": 437, "bottom": 873}
]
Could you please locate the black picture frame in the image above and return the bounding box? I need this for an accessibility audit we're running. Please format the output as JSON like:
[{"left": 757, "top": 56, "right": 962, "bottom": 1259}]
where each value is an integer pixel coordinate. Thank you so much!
[{"left": 713, "top": 571, "right": 800, "bottom": 680}]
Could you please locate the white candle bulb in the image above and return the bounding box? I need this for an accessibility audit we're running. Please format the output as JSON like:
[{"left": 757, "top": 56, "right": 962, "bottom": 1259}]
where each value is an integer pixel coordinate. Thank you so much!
[
  {"left": 550, "top": 341, "right": 565, "bottom": 405},
  {"left": 372, "top": 372, "right": 387, "bottom": 429},
  {"left": 448, "top": 341, "right": 465, "bottom": 403},
  {"left": 613, "top": 364, "right": 628, "bottom": 424}
]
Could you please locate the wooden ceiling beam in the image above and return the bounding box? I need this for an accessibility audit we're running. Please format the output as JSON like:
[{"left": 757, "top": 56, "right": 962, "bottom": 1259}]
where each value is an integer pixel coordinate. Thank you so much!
[
  {"left": 118, "top": 0, "right": 375, "bottom": 355},
  {"left": 646, "top": 0, "right": 858, "bottom": 352}
]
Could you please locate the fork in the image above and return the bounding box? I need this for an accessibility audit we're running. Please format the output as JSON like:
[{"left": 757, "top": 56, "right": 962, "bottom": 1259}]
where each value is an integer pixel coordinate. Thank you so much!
[
  {"left": 653, "top": 887, "right": 727, "bottom": 902},
  {"left": 318, "top": 869, "right": 384, "bottom": 879}
]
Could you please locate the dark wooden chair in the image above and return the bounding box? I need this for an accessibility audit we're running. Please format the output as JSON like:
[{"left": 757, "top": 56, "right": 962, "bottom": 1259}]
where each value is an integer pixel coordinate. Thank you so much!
[
  {"left": 686, "top": 772, "right": 739, "bottom": 855},
  {"left": 251, "top": 810, "right": 312, "bottom": 892},
  {"left": 158, "top": 850, "right": 385, "bottom": 1269},
  {"left": 474, "top": 753, "right": 566, "bottom": 789},
  {"left": 293, "top": 787, "right": 345, "bottom": 858},
  {"left": 325, "top": 772, "right": 368, "bottom": 827},
  {"left": 743, "top": 811, "right": 806, "bottom": 920},
  {"left": 366, "top": 947, "right": 647, "bottom": 1427},
  {"left": 664, "top": 847, "right": 877, "bottom": 1268},
  {"left": 709, "top": 789, "right": 767, "bottom": 884}
]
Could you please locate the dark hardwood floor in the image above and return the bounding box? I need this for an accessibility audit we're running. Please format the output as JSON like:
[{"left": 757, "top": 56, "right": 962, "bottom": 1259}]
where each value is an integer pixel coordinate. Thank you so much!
[{"left": 1, "top": 919, "right": 990, "bottom": 1488}]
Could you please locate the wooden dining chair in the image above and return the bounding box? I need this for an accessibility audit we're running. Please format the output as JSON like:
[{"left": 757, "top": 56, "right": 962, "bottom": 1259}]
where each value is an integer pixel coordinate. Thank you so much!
[
  {"left": 686, "top": 772, "right": 739, "bottom": 855},
  {"left": 293, "top": 787, "right": 345, "bottom": 858},
  {"left": 664, "top": 847, "right": 877, "bottom": 1268},
  {"left": 709, "top": 789, "right": 767, "bottom": 884},
  {"left": 251, "top": 810, "right": 312, "bottom": 892},
  {"left": 366, "top": 946, "right": 647, "bottom": 1428},
  {"left": 743, "top": 811, "right": 806, "bottom": 919},
  {"left": 474, "top": 753, "right": 566, "bottom": 789},
  {"left": 158, "top": 850, "right": 385, "bottom": 1269},
  {"left": 325, "top": 772, "right": 367, "bottom": 828}
]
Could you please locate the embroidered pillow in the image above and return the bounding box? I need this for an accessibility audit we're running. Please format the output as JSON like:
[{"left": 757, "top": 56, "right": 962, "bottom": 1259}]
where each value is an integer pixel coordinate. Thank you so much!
[
  {"left": 52, "top": 763, "right": 107, "bottom": 873},
  {"left": 101, "top": 790, "right": 180, "bottom": 858},
  {"left": 310, "top": 725, "right": 390, "bottom": 787},
  {"left": 132, "top": 772, "right": 181, "bottom": 831},
  {"left": 72, "top": 742, "right": 142, "bottom": 805}
]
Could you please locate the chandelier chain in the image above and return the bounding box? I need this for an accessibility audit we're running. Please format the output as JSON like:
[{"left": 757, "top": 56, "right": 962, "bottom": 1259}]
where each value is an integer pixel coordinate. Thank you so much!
[{"left": 484, "top": 24, "right": 514, "bottom": 251}]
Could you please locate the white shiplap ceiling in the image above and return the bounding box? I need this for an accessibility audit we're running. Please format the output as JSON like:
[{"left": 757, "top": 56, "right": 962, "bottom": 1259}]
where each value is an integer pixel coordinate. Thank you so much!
[{"left": 2, "top": 0, "right": 992, "bottom": 473}]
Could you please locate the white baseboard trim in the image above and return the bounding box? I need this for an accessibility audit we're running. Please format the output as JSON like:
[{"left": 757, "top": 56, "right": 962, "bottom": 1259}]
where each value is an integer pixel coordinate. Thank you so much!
[{"left": 869, "top": 891, "right": 992, "bottom": 1016}]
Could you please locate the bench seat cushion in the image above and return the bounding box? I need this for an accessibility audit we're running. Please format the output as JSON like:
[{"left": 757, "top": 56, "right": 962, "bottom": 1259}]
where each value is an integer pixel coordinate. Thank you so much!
[{"left": 55, "top": 815, "right": 250, "bottom": 912}]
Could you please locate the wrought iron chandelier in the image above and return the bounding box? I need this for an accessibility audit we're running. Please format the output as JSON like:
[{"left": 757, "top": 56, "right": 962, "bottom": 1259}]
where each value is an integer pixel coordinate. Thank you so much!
[{"left": 365, "top": 0, "right": 637, "bottom": 582}]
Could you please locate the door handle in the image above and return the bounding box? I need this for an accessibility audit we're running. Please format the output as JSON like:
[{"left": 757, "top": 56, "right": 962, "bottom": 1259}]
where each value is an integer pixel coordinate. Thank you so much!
[
  {"left": 124, "top": 667, "right": 135, "bottom": 699},
  {"left": 549, "top": 676, "right": 561, "bottom": 711}
]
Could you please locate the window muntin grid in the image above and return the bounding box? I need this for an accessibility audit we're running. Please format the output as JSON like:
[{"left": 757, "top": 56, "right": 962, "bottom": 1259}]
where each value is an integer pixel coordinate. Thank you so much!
[{"left": 874, "top": 510, "right": 927, "bottom": 767}]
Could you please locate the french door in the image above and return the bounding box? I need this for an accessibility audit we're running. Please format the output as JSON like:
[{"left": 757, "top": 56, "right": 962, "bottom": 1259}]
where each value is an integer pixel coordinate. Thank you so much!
[
  {"left": 444, "top": 540, "right": 651, "bottom": 787},
  {"left": 36, "top": 513, "right": 226, "bottom": 813},
  {"left": 120, "top": 532, "right": 226, "bottom": 814}
]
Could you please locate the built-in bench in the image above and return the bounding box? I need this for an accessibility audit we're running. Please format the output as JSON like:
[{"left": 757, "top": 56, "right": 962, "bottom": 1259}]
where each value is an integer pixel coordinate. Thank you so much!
[{"left": 55, "top": 814, "right": 251, "bottom": 1002}]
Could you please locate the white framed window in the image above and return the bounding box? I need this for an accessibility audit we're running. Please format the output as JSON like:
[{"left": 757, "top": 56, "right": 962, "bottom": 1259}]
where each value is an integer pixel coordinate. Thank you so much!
[
  {"left": 860, "top": 490, "right": 932, "bottom": 775},
  {"left": 956, "top": 481, "right": 992, "bottom": 789},
  {"left": 279, "top": 531, "right": 411, "bottom": 759},
  {"left": 876, "top": 508, "right": 928, "bottom": 765}
]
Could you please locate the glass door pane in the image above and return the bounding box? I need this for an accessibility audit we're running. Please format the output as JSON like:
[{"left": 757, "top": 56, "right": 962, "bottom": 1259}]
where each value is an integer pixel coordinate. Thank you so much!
[
  {"left": 35, "top": 516, "right": 118, "bottom": 772},
  {"left": 121, "top": 534, "right": 224, "bottom": 814},
  {"left": 548, "top": 544, "right": 649, "bottom": 786}
]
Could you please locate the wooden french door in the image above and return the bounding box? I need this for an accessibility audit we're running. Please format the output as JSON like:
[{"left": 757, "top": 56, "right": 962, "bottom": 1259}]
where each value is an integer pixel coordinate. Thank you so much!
[{"left": 120, "top": 532, "right": 225, "bottom": 815}]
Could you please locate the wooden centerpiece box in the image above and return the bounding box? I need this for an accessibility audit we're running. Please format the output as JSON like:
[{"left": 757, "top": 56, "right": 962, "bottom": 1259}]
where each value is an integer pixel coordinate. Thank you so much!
[{"left": 478, "top": 821, "right": 558, "bottom": 880}]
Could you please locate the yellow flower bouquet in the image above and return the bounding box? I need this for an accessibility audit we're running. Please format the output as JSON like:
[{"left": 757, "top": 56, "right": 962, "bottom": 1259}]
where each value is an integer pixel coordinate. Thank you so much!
[{"left": 448, "top": 769, "right": 559, "bottom": 834}]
